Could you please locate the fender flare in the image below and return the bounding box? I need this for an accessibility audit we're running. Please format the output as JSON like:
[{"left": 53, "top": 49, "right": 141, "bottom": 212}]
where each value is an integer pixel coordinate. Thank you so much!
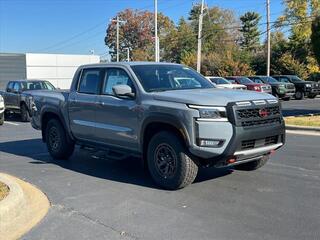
[{"left": 140, "top": 113, "right": 191, "bottom": 152}]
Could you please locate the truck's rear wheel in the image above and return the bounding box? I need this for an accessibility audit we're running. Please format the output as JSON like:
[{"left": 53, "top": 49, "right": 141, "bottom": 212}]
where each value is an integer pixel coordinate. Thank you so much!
[
  {"left": 147, "top": 131, "right": 198, "bottom": 190},
  {"left": 20, "top": 104, "right": 30, "bottom": 122},
  {"left": 235, "top": 155, "right": 269, "bottom": 171},
  {"left": 46, "top": 119, "right": 74, "bottom": 160}
]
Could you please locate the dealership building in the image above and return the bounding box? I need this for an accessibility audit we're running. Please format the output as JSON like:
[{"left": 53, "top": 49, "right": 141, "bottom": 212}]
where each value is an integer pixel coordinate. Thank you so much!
[{"left": 0, "top": 53, "right": 100, "bottom": 89}]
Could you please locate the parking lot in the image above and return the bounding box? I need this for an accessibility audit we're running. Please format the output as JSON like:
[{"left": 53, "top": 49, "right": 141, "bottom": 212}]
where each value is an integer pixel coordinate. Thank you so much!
[
  {"left": 0, "top": 98, "right": 319, "bottom": 240},
  {"left": 281, "top": 97, "right": 320, "bottom": 116}
]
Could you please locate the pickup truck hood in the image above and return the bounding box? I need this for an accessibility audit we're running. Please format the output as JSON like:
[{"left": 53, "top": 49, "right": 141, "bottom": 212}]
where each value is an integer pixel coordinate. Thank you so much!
[{"left": 152, "top": 88, "right": 275, "bottom": 106}]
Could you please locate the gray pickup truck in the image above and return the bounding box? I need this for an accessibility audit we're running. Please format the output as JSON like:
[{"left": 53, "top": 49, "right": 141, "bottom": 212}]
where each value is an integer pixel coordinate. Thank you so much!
[
  {"left": 0, "top": 79, "right": 56, "bottom": 121},
  {"left": 31, "top": 62, "right": 285, "bottom": 189}
]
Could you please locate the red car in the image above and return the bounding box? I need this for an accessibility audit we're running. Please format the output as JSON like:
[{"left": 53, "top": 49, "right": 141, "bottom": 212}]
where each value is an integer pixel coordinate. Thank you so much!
[{"left": 225, "top": 76, "right": 272, "bottom": 94}]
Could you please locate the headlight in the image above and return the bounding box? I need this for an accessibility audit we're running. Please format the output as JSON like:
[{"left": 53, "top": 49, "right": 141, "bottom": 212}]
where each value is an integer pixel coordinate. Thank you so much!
[
  {"left": 188, "top": 105, "right": 228, "bottom": 121},
  {"left": 278, "top": 84, "right": 285, "bottom": 88},
  {"left": 306, "top": 84, "right": 312, "bottom": 88},
  {"left": 0, "top": 96, "right": 3, "bottom": 102},
  {"left": 253, "top": 86, "right": 261, "bottom": 91}
]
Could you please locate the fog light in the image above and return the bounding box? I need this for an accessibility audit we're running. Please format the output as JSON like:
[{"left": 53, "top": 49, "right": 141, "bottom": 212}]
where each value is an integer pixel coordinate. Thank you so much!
[{"left": 197, "top": 139, "right": 224, "bottom": 147}]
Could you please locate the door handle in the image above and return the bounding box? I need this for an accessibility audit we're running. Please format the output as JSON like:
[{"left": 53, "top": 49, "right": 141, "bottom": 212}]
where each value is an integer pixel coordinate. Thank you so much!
[{"left": 97, "top": 101, "right": 105, "bottom": 106}]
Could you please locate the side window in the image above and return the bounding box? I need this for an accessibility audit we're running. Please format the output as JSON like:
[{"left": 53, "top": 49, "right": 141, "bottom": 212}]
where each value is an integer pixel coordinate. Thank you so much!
[
  {"left": 7, "top": 82, "right": 14, "bottom": 91},
  {"left": 78, "top": 69, "right": 101, "bottom": 94},
  {"left": 13, "top": 82, "right": 21, "bottom": 92},
  {"left": 102, "top": 68, "right": 135, "bottom": 95}
]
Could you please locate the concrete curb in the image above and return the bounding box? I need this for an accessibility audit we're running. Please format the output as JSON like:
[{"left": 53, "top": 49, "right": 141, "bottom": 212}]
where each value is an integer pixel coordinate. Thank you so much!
[
  {"left": 0, "top": 173, "right": 50, "bottom": 240},
  {"left": 286, "top": 125, "right": 320, "bottom": 132}
]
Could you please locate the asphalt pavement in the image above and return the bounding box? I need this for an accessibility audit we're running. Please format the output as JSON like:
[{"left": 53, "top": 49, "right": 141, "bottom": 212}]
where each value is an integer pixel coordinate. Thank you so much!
[
  {"left": 0, "top": 118, "right": 319, "bottom": 240},
  {"left": 281, "top": 97, "right": 320, "bottom": 116}
]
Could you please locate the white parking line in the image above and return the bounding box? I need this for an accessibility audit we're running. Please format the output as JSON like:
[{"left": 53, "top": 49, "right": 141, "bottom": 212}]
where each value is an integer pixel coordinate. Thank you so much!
[
  {"left": 4, "top": 121, "right": 20, "bottom": 126},
  {"left": 286, "top": 130, "right": 320, "bottom": 136}
]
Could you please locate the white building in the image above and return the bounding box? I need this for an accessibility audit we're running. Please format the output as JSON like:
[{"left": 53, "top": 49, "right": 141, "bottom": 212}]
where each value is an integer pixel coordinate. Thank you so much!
[{"left": 0, "top": 53, "right": 100, "bottom": 89}]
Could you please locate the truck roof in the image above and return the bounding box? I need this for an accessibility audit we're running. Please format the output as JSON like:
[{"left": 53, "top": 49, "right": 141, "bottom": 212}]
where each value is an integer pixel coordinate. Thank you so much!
[
  {"left": 79, "top": 61, "right": 182, "bottom": 68},
  {"left": 8, "top": 79, "right": 48, "bottom": 82}
]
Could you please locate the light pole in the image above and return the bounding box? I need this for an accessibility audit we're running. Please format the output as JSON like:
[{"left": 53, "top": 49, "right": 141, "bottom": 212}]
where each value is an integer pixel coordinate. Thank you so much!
[
  {"left": 154, "top": 0, "right": 159, "bottom": 62},
  {"left": 266, "top": 0, "right": 271, "bottom": 76},
  {"left": 196, "top": 0, "right": 205, "bottom": 73}
]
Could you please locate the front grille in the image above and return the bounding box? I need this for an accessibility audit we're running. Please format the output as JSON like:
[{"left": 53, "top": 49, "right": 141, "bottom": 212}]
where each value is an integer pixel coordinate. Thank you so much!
[
  {"left": 313, "top": 83, "right": 320, "bottom": 89},
  {"left": 241, "top": 117, "right": 282, "bottom": 127},
  {"left": 231, "top": 102, "right": 282, "bottom": 128},
  {"left": 261, "top": 85, "right": 271, "bottom": 91},
  {"left": 285, "top": 84, "right": 295, "bottom": 89},
  {"left": 237, "top": 106, "right": 280, "bottom": 119},
  {"left": 242, "top": 140, "right": 255, "bottom": 149},
  {"left": 240, "top": 135, "right": 278, "bottom": 150},
  {"left": 265, "top": 135, "right": 278, "bottom": 145}
]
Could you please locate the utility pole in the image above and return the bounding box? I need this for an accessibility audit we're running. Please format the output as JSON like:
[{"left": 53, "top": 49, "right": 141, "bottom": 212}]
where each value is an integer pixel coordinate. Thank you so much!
[
  {"left": 266, "top": 0, "right": 271, "bottom": 76},
  {"left": 154, "top": 0, "right": 159, "bottom": 62},
  {"left": 196, "top": 0, "right": 205, "bottom": 73},
  {"left": 111, "top": 16, "right": 125, "bottom": 62}
]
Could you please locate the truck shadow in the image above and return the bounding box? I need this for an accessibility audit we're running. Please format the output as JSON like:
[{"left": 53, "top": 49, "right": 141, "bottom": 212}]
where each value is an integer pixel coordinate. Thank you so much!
[{"left": 0, "top": 138, "right": 232, "bottom": 189}]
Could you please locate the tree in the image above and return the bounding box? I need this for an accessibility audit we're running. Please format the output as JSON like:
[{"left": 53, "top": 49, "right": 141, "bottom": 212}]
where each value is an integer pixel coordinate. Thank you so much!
[
  {"left": 105, "top": 9, "right": 173, "bottom": 61},
  {"left": 162, "top": 17, "right": 197, "bottom": 63},
  {"left": 311, "top": 15, "right": 320, "bottom": 66},
  {"left": 239, "top": 12, "right": 261, "bottom": 51}
]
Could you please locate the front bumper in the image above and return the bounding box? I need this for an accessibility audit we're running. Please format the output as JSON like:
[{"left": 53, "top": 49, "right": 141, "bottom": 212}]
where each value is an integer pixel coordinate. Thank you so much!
[{"left": 188, "top": 101, "right": 285, "bottom": 167}]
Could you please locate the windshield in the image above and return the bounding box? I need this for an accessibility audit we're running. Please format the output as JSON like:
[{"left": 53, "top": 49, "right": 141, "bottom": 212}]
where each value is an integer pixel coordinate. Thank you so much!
[
  {"left": 261, "top": 76, "right": 278, "bottom": 83},
  {"left": 22, "top": 81, "right": 55, "bottom": 91},
  {"left": 238, "top": 77, "right": 253, "bottom": 84},
  {"left": 252, "top": 79, "right": 264, "bottom": 84},
  {"left": 291, "top": 76, "right": 304, "bottom": 82},
  {"left": 210, "top": 77, "right": 230, "bottom": 85},
  {"left": 131, "top": 64, "right": 214, "bottom": 92}
]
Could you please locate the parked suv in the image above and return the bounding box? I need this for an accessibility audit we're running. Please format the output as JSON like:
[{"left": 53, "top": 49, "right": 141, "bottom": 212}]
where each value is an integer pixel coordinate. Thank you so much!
[
  {"left": 30, "top": 63, "right": 285, "bottom": 190},
  {"left": 225, "top": 76, "right": 272, "bottom": 94},
  {"left": 249, "top": 76, "right": 295, "bottom": 100},
  {"left": 272, "top": 75, "right": 320, "bottom": 100},
  {"left": 0, "top": 79, "right": 56, "bottom": 121},
  {"left": 206, "top": 76, "right": 247, "bottom": 90}
]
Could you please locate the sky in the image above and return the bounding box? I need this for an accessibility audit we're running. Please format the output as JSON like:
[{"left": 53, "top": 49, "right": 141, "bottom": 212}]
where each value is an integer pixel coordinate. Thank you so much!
[{"left": 0, "top": 0, "right": 284, "bottom": 57}]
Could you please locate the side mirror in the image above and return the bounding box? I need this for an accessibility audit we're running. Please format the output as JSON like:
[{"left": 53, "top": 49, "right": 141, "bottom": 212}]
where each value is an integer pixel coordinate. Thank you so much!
[
  {"left": 6, "top": 88, "right": 11, "bottom": 93},
  {"left": 112, "top": 85, "right": 135, "bottom": 98}
]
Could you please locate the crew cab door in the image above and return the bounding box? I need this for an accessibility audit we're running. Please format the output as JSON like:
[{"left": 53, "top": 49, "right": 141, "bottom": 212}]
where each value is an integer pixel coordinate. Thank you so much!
[
  {"left": 5, "top": 82, "right": 20, "bottom": 110},
  {"left": 4, "top": 82, "right": 14, "bottom": 108},
  {"left": 68, "top": 68, "right": 102, "bottom": 141},
  {"left": 11, "top": 82, "right": 22, "bottom": 109},
  {"left": 95, "top": 67, "right": 140, "bottom": 150}
]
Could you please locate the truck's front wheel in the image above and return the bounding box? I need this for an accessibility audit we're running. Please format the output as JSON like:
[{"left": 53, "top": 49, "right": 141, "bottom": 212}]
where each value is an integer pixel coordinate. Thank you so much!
[
  {"left": 20, "top": 104, "right": 31, "bottom": 122},
  {"left": 235, "top": 155, "right": 269, "bottom": 171},
  {"left": 147, "top": 131, "right": 198, "bottom": 190},
  {"left": 46, "top": 119, "right": 74, "bottom": 160}
]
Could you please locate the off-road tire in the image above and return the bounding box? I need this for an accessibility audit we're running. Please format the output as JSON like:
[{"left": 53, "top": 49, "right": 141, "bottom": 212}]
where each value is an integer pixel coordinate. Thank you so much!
[
  {"left": 20, "top": 104, "right": 30, "bottom": 122},
  {"left": 295, "top": 91, "right": 304, "bottom": 100},
  {"left": 46, "top": 119, "right": 74, "bottom": 160},
  {"left": 235, "top": 155, "right": 269, "bottom": 171},
  {"left": 147, "top": 131, "right": 198, "bottom": 190}
]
